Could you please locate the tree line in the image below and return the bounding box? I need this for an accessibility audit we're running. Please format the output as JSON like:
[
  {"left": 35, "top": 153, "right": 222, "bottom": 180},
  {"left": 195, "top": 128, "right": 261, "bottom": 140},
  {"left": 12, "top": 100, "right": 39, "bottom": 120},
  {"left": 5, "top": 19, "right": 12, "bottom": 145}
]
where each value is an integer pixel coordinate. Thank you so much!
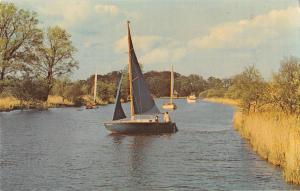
[{"left": 50, "top": 55, "right": 299, "bottom": 117}]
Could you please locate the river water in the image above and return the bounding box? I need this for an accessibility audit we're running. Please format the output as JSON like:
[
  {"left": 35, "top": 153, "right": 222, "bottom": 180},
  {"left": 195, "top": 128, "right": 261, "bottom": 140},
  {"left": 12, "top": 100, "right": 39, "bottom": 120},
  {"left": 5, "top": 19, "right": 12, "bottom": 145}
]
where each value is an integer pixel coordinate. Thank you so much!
[{"left": 1, "top": 99, "right": 299, "bottom": 190}]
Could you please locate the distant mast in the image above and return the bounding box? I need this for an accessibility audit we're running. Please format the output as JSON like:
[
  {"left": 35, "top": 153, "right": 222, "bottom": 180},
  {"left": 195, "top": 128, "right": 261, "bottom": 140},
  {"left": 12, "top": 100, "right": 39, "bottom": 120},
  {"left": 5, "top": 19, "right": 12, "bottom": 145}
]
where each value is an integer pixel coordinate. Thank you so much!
[
  {"left": 93, "top": 72, "right": 97, "bottom": 102},
  {"left": 170, "top": 65, "right": 174, "bottom": 104}
]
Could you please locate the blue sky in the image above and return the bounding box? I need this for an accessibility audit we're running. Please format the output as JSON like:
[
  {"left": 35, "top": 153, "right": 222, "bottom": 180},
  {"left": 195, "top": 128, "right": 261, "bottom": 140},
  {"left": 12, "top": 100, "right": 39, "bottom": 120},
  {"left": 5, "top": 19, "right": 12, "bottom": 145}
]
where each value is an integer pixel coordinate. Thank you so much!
[{"left": 6, "top": 0, "right": 300, "bottom": 80}]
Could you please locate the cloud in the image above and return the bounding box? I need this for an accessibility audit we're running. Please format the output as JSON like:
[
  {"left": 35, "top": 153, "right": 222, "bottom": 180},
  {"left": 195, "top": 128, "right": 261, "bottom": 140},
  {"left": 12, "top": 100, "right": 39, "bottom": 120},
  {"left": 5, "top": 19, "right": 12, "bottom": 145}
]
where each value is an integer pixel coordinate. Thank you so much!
[
  {"left": 94, "top": 4, "right": 119, "bottom": 15},
  {"left": 115, "top": 35, "right": 187, "bottom": 65},
  {"left": 35, "top": 1, "right": 126, "bottom": 28},
  {"left": 189, "top": 6, "right": 300, "bottom": 49},
  {"left": 140, "top": 47, "right": 187, "bottom": 64},
  {"left": 115, "top": 35, "right": 162, "bottom": 52},
  {"left": 37, "top": 0, "right": 92, "bottom": 27}
]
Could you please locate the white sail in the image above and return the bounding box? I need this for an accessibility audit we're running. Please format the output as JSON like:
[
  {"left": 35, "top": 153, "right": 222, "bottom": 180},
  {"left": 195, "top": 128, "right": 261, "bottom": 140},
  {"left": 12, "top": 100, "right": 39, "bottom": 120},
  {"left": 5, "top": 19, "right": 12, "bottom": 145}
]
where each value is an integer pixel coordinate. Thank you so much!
[{"left": 93, "top": 72, "right": 97, "bottom": 102}]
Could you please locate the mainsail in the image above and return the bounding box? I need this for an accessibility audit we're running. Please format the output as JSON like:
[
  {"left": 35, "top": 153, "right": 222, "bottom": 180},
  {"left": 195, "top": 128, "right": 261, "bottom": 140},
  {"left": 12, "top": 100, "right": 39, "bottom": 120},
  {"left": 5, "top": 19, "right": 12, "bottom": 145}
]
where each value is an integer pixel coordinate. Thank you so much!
[
  {"left": 113, "top": 72, "right": 126, "bottom": 120},
  {"left": 127, "top": 22, "right": 160, "bottom": 115}
]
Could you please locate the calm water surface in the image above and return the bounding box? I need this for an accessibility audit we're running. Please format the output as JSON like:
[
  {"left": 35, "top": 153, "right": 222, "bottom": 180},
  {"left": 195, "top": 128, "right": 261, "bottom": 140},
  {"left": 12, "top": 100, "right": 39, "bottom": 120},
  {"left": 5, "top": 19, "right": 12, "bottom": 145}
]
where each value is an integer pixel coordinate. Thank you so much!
[{"left": 1, "top": 99, "right": 299, "bottom": 190}]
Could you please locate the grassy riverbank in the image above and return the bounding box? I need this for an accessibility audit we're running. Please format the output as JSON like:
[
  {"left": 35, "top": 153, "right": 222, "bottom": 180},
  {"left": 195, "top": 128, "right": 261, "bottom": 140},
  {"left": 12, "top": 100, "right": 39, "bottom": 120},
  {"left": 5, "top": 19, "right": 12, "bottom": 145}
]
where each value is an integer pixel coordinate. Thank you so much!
[
  {"left": 0, "top": 96, "right": 74, "bottom": 112},
  {"left": 203, "top": 97, "right": 240, "bottom": 106},
  {"left": 233, "top": 111, "right": 300, "bottom": 184},
  {"left": 204, "top": 98, "right": 300, "bottom": 184}
]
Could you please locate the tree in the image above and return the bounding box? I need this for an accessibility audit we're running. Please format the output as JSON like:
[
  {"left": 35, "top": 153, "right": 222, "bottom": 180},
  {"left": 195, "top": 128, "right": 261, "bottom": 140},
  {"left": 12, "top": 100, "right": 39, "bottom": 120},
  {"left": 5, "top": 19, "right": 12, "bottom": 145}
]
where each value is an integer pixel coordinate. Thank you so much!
[
  {"left": 271, "top": 56, "right": 300, "bottom": 115},
  {"left": 51, "top": 78, "right": 71, "bottom": 102},
  {"left": 0, "top": 3, "right": 42, "bottom": 81},
  {"left": 11, "top": 76, "right": 48, "bottom": 104},
  {"left": 34, "top": 26, "right": 78, "bottom": 100},
  {"left": 230, "top": 66, "right": 266, "bottom": 113}
]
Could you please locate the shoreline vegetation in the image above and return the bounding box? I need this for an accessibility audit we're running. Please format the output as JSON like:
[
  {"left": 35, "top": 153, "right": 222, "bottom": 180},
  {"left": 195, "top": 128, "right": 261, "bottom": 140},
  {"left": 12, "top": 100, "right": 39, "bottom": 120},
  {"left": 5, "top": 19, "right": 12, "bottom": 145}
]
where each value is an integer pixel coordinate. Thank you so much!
[
  {"left": 206, "top": 97, "right": 300, "bottom": 185},
  {"left": 233, "top": 111, "right": 300, "bottom": 184},
  {"left": 203, "top": 97, "right": 239, "bottom": 106}
]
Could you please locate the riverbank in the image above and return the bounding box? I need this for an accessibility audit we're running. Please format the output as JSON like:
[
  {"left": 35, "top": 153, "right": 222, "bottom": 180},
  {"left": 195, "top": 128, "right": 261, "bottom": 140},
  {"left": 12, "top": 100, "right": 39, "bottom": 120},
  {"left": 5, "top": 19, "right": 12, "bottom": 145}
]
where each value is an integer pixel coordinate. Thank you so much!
[
  {"left": 203, "top": 97, "right": 240, "bottom": 106},
  {"left": 0, "top": 96, "right": 74, "bottom": 112},
  {"left": 233, "top": 111, "right": 300, "bottom": 184},
  {"left": 205, "top": 97, "right": 300, "bottom": 185}
]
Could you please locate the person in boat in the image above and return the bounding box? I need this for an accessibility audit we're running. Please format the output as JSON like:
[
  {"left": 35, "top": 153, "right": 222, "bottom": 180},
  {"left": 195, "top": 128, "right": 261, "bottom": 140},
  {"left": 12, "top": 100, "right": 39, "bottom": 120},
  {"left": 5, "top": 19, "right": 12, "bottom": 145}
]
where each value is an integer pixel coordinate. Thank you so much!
[
  {"left": 155, "top": 115, "right": 159, "bottom": 122},
  {"left": 164, "top": 112, "right": 171, "bottom": 122}
]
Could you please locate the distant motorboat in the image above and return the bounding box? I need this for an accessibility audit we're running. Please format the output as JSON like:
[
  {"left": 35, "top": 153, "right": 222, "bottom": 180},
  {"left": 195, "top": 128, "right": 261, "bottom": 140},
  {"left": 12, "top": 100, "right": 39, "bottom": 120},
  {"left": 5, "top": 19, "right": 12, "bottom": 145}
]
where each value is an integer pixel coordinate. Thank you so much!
[
  {"left": 162, "top": 65, "right": 177, "bottom": 110},
  {"left": 187, "top": 94, "right": 197, "bottom": 103},
  {"left": 104, "top": 21, "right": 178, "bottom": 134}
]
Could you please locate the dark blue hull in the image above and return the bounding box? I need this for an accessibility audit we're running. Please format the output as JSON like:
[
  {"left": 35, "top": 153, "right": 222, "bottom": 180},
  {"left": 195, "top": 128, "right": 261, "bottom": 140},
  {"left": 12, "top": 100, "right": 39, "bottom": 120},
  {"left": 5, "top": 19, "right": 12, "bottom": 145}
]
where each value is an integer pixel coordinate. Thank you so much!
[{"left": 104, "top": 121, "right": 178, "bottom": 134}]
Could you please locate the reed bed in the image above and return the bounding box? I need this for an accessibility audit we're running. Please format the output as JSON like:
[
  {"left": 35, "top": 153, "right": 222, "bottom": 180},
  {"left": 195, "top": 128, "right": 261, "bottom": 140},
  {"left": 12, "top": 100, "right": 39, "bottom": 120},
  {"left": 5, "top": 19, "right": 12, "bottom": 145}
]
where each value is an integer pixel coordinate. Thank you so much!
[
  {"left": 233, "top": 111, "right": 300, "bottom": 184},
  {"left": 203, "top": 97, "right": 240, "bottom": 106},
  {"left": 0, "top": 96, "right": 74, "bottom": 111},
  {"left": 0, "top": 97, "right": 21, "bottom": 110},
  {"left": 47, "top": 95, "right": 73, "bottom": 106}
]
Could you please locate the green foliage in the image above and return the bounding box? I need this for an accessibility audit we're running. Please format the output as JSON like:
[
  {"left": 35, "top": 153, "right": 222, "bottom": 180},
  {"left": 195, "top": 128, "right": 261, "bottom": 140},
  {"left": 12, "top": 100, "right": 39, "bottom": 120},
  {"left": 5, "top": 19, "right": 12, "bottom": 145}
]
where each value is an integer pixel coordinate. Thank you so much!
[
  {"left": 63, "top": 81, "right": 85, "bottom": 105},
  {"left": 51, "top": 78, "right": 71, "bottom": 101},
  {"left": 0, "top": 2, "right": 42, "bottom": 81},
  {"left": 97, "top": 81, "right": 116, "bottom": 102},
  {"left": 33, "top": 26, "right": 78, "bottom": 99},
  {"left": 270, "top": 56, "right": 300, "bottom": 115},
  {"left": 199, "top": 88, "right": 226, "bottom": 98},
  {"left": 10, "top": 77, "right": 48, "bottom": 102},
  {"left": 229, "top": 66, "right": 266, "bottom": 113}
]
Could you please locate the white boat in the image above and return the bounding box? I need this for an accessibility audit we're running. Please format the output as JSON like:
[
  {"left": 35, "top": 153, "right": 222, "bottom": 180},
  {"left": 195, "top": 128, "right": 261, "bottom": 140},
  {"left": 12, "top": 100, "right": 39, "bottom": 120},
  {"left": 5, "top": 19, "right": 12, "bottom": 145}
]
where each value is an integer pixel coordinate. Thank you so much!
[
  {"left": 162, "top": 65, "right": 177, "bottom": 110},
  {"left": 187, "top": 94, "right": 197, "bottom": 103}
]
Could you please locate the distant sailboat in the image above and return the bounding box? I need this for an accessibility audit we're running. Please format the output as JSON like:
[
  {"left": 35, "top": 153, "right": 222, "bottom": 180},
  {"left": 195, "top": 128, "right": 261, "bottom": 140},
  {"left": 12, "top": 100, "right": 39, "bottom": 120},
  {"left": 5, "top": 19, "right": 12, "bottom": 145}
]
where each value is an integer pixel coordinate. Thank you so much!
[
  {"left": 93, "top": 72, "right": 97, "bottom": 103},
  {"left": 104, "top": 21, "right": 178, "bottom": 134},
  {"left": 86, "top": 72, "right": 97, "bottom": 109},
  {"left": 162, "top": 65, "right": 177, "bottom": 110}
]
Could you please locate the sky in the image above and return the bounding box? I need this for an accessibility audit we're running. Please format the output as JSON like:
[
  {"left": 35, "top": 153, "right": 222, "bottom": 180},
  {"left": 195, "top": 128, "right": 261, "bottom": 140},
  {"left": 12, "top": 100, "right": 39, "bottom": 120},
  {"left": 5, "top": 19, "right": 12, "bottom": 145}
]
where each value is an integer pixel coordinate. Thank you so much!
[{"left": 5, "top": 0, "right": 300, "bottom": 80}]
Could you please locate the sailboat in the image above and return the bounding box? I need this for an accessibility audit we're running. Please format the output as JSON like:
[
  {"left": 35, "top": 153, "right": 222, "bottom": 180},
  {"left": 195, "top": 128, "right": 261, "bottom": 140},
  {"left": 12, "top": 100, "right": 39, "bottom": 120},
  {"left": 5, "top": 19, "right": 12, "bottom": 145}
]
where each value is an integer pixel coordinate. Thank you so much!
[
  {"left": 104, "top": 21, "right": 178, "bottom": 134},
  {"left": 86, "top": 72, "right": 97, "bottom": 109},
  {"left": 162, "top": 65, "right": 177, "bottom": 110}
]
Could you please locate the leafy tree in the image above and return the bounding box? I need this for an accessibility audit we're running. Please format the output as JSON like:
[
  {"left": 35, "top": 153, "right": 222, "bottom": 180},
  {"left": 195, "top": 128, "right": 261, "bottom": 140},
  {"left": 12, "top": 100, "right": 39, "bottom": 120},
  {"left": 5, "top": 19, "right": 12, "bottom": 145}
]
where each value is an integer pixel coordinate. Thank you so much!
[
  {"left": 33, "top": 26, "right": 78, "bottom": 100},
  {"left": 51, "top": 78, "right": 71, "bottom": 102},
  {"left": 229, "top": 66, "right": 266, "bottom": 113},
  {"left": 11, "top": 76, "right": 47, "bottom": 103},
  {"left": 207, "top": 76, "right": 223, "bottom": 89},
  {"left": 271, "top": 56, "right": 300, "bottom": 115},
  {"left": 0, "top": 3, "right": 42, "bottom": 81},
  {"left": 97, "top": 81, "right": 116, "bottom": 102}
]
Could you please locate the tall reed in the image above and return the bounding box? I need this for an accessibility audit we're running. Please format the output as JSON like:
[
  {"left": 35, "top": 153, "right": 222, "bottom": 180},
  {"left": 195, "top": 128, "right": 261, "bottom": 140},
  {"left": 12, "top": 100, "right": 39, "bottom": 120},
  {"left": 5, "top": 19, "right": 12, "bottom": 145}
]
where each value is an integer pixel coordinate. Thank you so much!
[
  {"left": 203, "top": 97, "right": 240, "bottom": 106},
  {"left": 233, "top": 111, "right": 300, "bottom": 184},
  {"left": 0, "top": 97, "right": 21, "bottom": 110}
]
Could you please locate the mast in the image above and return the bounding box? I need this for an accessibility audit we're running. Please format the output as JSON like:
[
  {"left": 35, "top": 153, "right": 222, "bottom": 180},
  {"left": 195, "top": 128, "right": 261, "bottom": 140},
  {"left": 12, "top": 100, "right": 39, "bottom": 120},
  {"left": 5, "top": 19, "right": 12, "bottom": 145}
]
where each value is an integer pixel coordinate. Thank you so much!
[
  {"left": 127, "top": 21, "right": 135, "bottom": 117},
  {"left": 170, "top": 65, "right": 174, "bottom": 104},
  {"left": 93, "top": 72, "right": 97, "bottom": 102}
]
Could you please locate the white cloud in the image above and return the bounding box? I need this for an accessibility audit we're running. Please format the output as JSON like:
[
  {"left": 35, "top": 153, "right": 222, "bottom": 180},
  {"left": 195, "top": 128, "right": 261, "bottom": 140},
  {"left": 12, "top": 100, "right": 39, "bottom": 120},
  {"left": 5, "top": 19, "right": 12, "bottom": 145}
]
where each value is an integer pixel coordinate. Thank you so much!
[
  {"left": 35, "top": 1, "right": 124, "bottom": 28},
  {"left": 37, "top": 0, "right": 93, "bottom": 27},
  {"left": 189, "top": 6, "right": 300, "bottom": 49},
  {"left": 115, "top": 35, "right": 187, "bottom": 65},
  {"left": 94, "top": 4, "right": 119, "bottom": 15},
  {"left": 115, "top": 35, "right": 162, "bottom": 52},
  {"left": 140, "top": 47, "right": 187, "bottom": 64}
]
